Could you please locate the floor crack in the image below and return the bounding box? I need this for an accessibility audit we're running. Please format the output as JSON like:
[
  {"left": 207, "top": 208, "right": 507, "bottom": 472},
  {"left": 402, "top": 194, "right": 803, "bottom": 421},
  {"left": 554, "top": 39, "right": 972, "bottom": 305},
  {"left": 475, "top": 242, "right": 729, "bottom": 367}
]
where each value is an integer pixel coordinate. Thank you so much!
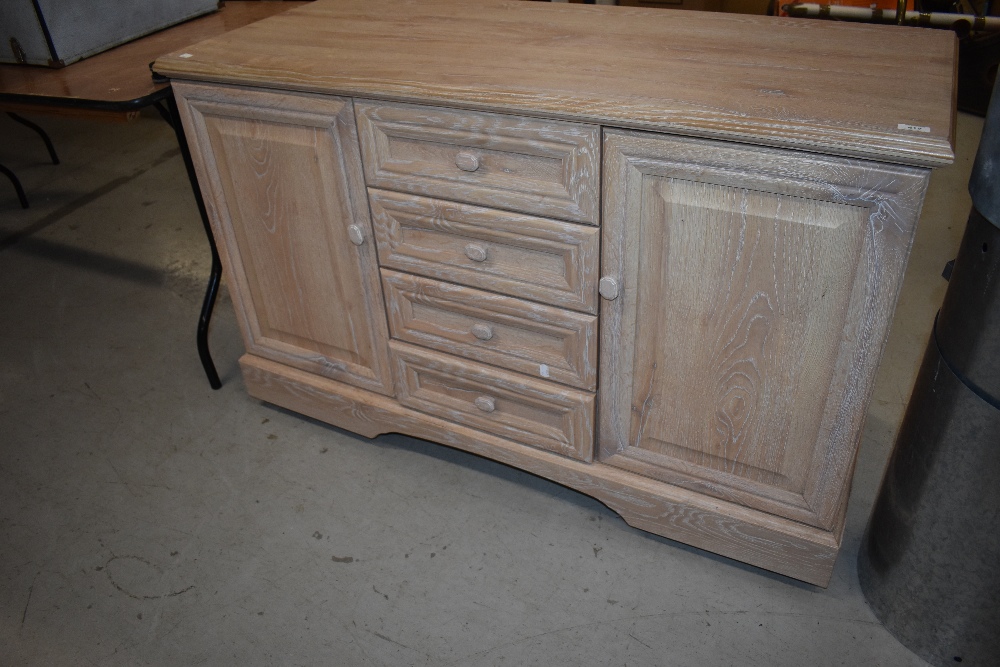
[{"left": 21, "top": 571, "right": 39, "bottom": 629}]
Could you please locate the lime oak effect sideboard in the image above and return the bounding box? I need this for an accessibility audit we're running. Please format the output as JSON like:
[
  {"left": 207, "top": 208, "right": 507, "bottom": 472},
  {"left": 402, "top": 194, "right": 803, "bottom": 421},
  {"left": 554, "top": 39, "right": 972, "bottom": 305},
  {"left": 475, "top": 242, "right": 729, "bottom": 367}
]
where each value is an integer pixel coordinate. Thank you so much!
[{"left": 155, "top": 0, "right": 957, "bottom": 586}]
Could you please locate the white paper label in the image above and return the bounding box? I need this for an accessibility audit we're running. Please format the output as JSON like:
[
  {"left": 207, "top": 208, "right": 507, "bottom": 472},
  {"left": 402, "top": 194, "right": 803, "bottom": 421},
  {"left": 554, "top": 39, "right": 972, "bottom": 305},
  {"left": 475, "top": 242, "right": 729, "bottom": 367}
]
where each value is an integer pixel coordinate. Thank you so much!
[
  {"left": 539, "top": 364, "right": 550, "bottom": 379},
  {"left": 898, "top": 123, "right": 931, "bottom": 133}
]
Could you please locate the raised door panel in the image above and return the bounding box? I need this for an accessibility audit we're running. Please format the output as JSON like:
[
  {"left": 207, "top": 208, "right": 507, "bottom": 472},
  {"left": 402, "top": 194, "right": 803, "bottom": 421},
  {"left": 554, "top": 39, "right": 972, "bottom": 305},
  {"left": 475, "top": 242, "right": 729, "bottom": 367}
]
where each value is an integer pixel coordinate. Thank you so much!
[
  {"left": 600, "top": 130, "right": 929, "bottom": 530},
  {"left": 173, "top": 82, "right": 393, "bottom": 395}
]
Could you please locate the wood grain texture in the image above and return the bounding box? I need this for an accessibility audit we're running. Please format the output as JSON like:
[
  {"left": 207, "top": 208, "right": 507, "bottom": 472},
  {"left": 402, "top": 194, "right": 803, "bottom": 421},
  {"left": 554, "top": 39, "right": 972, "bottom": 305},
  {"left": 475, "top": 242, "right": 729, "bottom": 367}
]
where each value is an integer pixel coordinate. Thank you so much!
[
  {"left": 355, "top": 99, "right": 600, "bottom": 223},
  {"left": 382, "top": 270, "right": 598, "bottom": 391},
  {"left": 240, "top": 353, "right": 841, "bottom": 586},
  {"left": 154, "top": 0, "right": 955, "bottom": 167},
  {"left": 390, "top": 342, "right": 594, "bottom": 461},
  {"left": 599, "top": 129, "right": 928, "bottom": 530},
  {"left": 172, "top": 81, "right": 394, "bottom": 395},
  {"left": 369, "top": 189, "right": 599, "bottom": 313}
]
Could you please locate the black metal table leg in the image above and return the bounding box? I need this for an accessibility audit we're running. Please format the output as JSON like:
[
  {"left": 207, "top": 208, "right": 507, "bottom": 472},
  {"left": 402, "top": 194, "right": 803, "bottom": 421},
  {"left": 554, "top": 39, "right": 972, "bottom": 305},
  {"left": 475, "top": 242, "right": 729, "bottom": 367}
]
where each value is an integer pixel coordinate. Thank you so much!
[
  {"left": 157, "top": 94, "right": 223, "bottom": 390},
  {"left": 0, "top": 163, "right": 30, "bottom": 208},
  {"left": 7, "top": 112, "right": 60, "bottom": 165}
]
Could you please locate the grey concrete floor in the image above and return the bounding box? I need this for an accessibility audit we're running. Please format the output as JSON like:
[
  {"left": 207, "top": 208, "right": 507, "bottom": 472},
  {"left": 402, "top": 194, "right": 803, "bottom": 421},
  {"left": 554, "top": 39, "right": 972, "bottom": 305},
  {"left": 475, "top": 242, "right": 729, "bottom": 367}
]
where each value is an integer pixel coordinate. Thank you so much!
[{"left": 0, "top": 108, "right": 983, "bottom": 666}]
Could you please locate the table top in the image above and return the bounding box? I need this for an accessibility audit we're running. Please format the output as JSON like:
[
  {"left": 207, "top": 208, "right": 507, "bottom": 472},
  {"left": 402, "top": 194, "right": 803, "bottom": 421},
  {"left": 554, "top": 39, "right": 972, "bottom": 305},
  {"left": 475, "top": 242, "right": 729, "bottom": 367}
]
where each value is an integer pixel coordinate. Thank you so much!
[
  {"left": 0, "top": 1, "right": 308, "bottom": 110},
  {"left": 155, "top": 0, "right": 957, "bottom": 167}
]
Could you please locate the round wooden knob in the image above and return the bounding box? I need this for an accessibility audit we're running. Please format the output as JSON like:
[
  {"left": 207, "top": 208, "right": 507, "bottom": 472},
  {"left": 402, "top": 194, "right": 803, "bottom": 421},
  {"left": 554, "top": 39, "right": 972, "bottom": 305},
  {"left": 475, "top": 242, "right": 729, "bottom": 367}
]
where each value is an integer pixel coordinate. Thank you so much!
[
  {"left": 474, "top": 396, "right": 496, "bottom": 413},
  {"left": 464, "top": 243, "right": 488, "bottom": 262},
  {"left": 455, "top": 152, "right": 480, "bottom": 172},
  {"left": 347, "top": 224, "right": 365, "bottom": 246},
  {"left": 599, "top": 276, "right": 620, "bottom": 300},
  {"left": 471, "top": 323, "right": 494, "bottom": 341}
]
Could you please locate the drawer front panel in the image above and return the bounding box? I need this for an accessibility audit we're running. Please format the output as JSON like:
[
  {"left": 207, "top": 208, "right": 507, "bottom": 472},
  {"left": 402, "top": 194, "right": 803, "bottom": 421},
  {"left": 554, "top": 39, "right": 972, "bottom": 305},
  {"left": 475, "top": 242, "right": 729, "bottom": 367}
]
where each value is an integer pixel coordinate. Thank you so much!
[
  {"left": 391, "top": 342, "right": 594, "bottom": 461},
  {"left": 370, "top": 189, "right": 599, "bottom": 313},
  {"left": 355, "top": 100, "right": 599, "bottom": 224},
  {"left": 383, "top": 271, "right": 597, "bottom": 391}
]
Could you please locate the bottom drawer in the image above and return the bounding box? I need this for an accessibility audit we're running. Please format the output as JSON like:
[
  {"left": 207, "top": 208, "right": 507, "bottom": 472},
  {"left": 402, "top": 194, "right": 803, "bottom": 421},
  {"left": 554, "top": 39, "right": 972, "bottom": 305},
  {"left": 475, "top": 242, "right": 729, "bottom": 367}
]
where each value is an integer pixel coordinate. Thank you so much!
[{"left": 391, "top": 342, "right": 594, "bottom": 461}]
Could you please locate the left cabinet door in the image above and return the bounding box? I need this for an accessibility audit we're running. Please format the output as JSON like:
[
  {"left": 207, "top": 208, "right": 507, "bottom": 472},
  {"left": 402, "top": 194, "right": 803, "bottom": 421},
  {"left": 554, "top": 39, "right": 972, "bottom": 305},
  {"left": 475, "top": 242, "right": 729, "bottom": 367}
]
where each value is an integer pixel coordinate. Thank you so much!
[{"left": 174, "top": 82, "right": 394, "bottom": 395}]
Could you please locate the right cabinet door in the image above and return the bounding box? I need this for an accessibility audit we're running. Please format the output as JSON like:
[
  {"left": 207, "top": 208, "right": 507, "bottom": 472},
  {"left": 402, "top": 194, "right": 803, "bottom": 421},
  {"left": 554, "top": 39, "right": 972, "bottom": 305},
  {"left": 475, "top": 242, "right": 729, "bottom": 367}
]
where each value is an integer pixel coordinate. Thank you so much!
[{"left": 599, "top": 130, "right": 928, "bottom": 530}]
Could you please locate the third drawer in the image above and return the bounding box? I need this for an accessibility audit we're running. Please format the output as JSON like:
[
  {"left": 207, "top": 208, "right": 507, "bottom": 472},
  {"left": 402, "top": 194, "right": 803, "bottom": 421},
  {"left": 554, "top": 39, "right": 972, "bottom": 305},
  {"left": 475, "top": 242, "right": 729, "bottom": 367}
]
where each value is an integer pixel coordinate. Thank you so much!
[{"left": 382, "top": 270, "right": 597, "bottom": 391}]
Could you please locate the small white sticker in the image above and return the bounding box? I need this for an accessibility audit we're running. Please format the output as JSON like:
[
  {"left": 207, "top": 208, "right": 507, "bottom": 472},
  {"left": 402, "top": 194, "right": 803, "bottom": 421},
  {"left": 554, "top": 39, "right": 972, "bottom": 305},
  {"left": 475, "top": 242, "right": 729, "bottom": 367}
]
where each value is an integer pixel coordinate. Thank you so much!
[
  {"left": 179, "top": 53, "right": 194, "bottom": 59},
  {"left": 539, "top": 364, "right": 550, "bottom": 379},
  {"left": 898, "top": 123, "right": 931, "bottom": 133}
]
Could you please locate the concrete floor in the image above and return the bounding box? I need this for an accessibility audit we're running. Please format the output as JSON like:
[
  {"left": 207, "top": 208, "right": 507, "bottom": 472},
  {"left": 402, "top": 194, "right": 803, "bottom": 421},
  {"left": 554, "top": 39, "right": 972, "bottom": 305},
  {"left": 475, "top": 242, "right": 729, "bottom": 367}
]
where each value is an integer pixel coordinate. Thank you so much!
[{"left": 0, "top": 107, "right": 982, "bottom": 666}]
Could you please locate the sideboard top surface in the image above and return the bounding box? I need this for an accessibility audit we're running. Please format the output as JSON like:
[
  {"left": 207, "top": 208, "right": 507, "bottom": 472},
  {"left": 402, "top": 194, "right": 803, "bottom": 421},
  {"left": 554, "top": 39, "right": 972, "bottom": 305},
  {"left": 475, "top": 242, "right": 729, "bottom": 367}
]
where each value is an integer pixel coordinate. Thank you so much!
[{"left": 155, "top": 0, "right": 957, "bottom": 167}]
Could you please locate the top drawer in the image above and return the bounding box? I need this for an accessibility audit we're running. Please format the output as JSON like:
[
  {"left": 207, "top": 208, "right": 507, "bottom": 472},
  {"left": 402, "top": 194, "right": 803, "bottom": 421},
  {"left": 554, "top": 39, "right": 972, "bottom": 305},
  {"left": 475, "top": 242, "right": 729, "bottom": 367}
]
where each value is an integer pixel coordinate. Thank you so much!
[{"left": 355, "top": 100, "right": 600, "bottom": 225}]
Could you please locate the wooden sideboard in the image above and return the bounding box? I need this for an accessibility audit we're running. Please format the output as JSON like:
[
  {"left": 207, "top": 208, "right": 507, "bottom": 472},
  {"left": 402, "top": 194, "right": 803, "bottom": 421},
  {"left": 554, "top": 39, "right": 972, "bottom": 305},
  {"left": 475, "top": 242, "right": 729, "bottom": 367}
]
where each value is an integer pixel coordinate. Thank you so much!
[{"left": 156, "top": 0, "right": 956, "bottom": 586}]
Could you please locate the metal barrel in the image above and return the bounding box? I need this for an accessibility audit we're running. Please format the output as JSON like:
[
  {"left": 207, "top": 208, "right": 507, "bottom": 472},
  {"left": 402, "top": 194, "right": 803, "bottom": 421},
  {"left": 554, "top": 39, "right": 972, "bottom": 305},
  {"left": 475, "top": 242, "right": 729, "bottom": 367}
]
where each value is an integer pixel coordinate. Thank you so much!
[{"left": 857, "top": 82, "right": 1000, "bottom": 665}]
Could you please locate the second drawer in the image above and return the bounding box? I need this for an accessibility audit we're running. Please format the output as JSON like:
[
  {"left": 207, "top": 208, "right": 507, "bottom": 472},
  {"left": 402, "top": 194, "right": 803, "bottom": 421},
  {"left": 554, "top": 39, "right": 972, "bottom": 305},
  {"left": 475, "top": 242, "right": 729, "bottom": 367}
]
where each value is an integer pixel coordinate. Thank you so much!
[
  {"left": 370, "top": 189, "right": 599, "bottom": 313},
  {"left": 382, "top": 270, "right": 597, "bottom": 391}
]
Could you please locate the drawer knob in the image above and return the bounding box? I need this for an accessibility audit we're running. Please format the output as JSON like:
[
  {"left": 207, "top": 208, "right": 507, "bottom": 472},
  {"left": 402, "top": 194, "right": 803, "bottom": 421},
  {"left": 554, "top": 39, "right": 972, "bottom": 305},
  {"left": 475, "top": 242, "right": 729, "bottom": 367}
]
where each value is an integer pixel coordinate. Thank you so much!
[
  {"left": 599, "top": 276, "right": 620, "bottom": 300},
  {"left": 347, "top": 224, "right": 365, "bottom": 246},
  {"left": 474, "top": 396, "right": 496, "bottom": 413},
  {"left": 455, "top": 151, "right": 480, "bottom": 172},
  {"left": 471, "top": 323, "right": 494, "bottom": 341},
  {"left": 464, "top": 243, "right": 488, "bottom": 262}
]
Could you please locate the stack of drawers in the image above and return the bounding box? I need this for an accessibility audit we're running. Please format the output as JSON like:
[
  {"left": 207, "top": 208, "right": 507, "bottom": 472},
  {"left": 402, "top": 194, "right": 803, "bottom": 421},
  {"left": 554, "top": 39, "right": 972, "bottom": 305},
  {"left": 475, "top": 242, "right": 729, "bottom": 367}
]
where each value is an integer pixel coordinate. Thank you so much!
[{"left": 354, "top": 100, "right": 602, "bottom": 462}]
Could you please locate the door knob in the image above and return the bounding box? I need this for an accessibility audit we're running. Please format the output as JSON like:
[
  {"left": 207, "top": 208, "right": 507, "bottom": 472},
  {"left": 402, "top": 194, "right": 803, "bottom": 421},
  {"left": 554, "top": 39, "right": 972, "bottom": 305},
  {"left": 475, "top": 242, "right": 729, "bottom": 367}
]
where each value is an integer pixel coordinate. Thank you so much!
[
  {"left": 347, "top": 224, "right": 365, "bottom": 246},
  {"left": 599, "top": 276, "right": 620, "bottom": 300}
]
